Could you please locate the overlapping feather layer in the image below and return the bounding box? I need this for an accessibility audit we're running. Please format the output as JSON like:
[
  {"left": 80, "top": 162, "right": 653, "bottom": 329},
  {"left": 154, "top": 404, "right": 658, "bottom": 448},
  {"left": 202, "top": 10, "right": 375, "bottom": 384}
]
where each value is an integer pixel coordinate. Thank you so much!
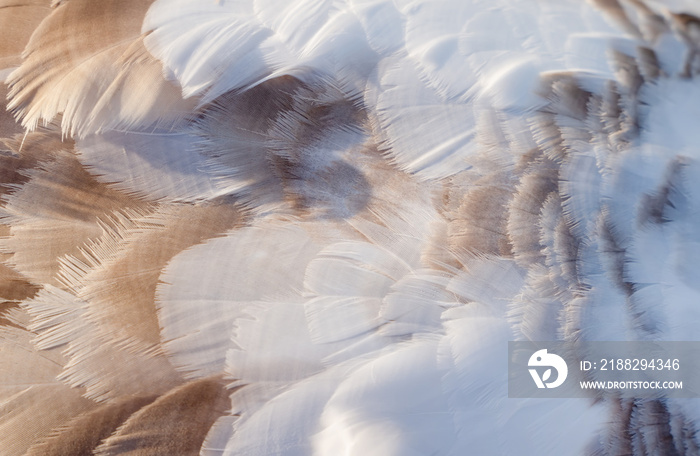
[{"left": 1, "top": 0, "right": 700, "bottom": 454}]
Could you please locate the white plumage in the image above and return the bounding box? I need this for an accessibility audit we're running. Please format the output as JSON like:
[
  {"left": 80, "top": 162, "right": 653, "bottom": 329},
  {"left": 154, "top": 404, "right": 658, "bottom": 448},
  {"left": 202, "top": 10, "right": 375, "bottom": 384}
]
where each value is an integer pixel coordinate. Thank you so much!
[{"left": 2, "top": 0, "right": 700, "bottom": 454}]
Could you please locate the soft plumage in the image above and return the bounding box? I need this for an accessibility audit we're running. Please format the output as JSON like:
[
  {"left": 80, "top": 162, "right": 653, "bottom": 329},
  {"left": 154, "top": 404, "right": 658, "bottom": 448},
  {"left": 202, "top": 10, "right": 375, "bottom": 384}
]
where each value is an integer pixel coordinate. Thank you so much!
[{"left": 2, "top": 0, "right": 700, "bottom": 454}]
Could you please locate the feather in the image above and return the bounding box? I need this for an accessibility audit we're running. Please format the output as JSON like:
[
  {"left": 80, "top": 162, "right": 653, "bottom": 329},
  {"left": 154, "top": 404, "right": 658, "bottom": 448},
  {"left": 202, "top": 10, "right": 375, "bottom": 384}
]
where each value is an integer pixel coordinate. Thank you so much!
[
  {"left": 24, "top": 285, "right": 183, "bottom": 402},
  {"left": 6, "top": 0, "right": 195, "bottom": 137},
  {"left": 0, "top": 263, "right": 39, "bottom": 327},
  {"left": 194, "top": 75, "right": 371, "bottom": 214},
  {"left": 75, "top": 130, "right": 225, "bottom": 203},
  {"left": 208, "top": 366, "right": 349, "bottom": 456},
  {"left": 24, "top": 395, "right": 157, "bottom": 456},
  {"left": 369, "top": 56, "right": 477, "bottom": 179},
  {"left": 4, "top": 0, "right": 700, "bottom": 453},
  {"left": 0, "top": 325, "right": 94, "bottom": 456},
  {"left": 443, "top": 168, "right": 515, "bottom": 257},
  {"left": 0, "top": 133, "right": 146, "bottom": 287},
  {"left": 314, "top": 338, "right": 456, "bottom": 456},
  {"left": 507, "top": 153, "right": 559, "bottom": 267},
  {"left": 61, "top": 203, "right": 241, "bottom": 347},
  {"left": 0, "top": 83, "right": 24, "bottom": 139},
  {"left": 0, "top": 0, "right": 51, "bottom": 69},
  {"left": 18, "top": 202, "right": 241, "bottom": 402},
  {"left": 156, "top": 220, "right": 329, "bottom": 378},
  {"left": 590, "top": 0, "right": 642, "bottom": 38},
  {"left": 94, "top": 377, "right": 230, "bottom": 456},
  {"left": 143, "top": 0, "right": 374, "bottom": 105}
]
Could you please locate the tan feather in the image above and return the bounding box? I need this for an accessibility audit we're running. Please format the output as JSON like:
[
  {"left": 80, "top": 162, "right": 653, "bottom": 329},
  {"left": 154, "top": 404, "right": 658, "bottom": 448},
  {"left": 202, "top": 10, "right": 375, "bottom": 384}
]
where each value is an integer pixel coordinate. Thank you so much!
[
  {"left": 0, "top": 263, "right": 38, "bottom": 327},
  {"left": 0, "top": 83, "right": 25, "bottom": 139},
  {"left": 0, "top": 132, "right": 147, "bottom": 287},
  {"left": 20, "top": 202, "right": 241, "bottom": 402},
  {"left": 0, "top": 130, "right": 56, "bottom": 190},
  {"left": 626, "top": 0, "right": 669, "bottom": 43},
  {"left": 6, "top": 0, "right": 195, "bottom": 137},
  {"left": 589, "top": 0, "right": 642, "bottom": 38},
  {"left": 64, "top": 202, "right": 242, "bottom": 347},
  {"left": 636, "top": 47, "right": 663, "bottom": 82},
  {"left": 0, "top": 325, "right": 94, "bottom": 456},
  {"left": 25, "top": 395, "right": 158, "bottom": 456},
  {"left": 0, "top": 0, "right": 51, "bottom": 69},
  {"left": 445, "top": 170, "right": 514, "bottom": 258},
  {"left": 507, "top": 154, "right": 559, "bottom": 267},
  {"left": 94, "top": 377, "right": 230, "bottom": 456}
]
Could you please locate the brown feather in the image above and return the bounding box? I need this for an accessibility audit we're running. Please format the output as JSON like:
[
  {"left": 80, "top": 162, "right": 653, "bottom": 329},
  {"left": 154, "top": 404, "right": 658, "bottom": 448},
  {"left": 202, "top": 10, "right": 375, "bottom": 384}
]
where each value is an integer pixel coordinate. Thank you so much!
[
  {"left": 589, "top": 0, "right": 642, "bottom": 38},
  {"left": 6, "top": 0, "right": 195, "bottom": 137},
  {"left": 0, "top": 0, "right": 51, "bottom": 69},
  {"left": 75, "top": 202, "right": 242, "bottom": 346},
  {"left": 0, "top": 83, "right": 24, "bottom": 139},
  {"left": 94, "top": 377, "right": 231, "bottom": 456},
  {"left": 446, "top": 170, "right": 514, "bottom": 258},
  {"left": 0, "top": 326, "right": 94, "bottom": 456},
  {"left": 0, "top": 132, "right": 147, "bottom": 287},
  {"left": 26, "top": 395, "right": 158, "bottom": 456}
]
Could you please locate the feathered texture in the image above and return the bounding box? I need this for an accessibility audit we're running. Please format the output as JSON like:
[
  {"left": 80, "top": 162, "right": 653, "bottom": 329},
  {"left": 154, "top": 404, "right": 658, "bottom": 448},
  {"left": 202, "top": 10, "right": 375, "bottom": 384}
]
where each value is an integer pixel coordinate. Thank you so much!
[
  {"left": 3, "top": 0, "right": 700, "bottom": 454},
  {"left": 0, "top": 0, "right": 51, "bottom": 69},
  {"left": 0, "top": 325, "right": 94, "bottom": 456},
  {"left": 0, "top": 132, "right": 146, "bottom": 287},
  {"left": 5, "top": 0, "right": 195, "bottom": 137},
  {"left": 74, "top": 130, "right": 224, "bottom": 203},
  {"left": 24, "top": 395, "right": 158, "bottom": 456},
  {"left": 0, "top": 84, "right": 24, "bottom": 139},
  {"left": 93, "top": 376, "right": 230, "bottom": 456}
]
